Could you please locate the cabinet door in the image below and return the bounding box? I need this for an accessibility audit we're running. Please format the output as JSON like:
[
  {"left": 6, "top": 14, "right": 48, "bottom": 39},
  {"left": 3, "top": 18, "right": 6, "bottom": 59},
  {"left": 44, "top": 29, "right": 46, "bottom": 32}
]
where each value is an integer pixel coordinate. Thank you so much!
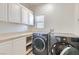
[
  {"left": 0, "top": 40, "right": 13, "bottom": 55},
  {"left": 28, "top": 11, "right": 34, "bottom": 25},
  {"left": 22, "top": 8, "right": 29, "bottom": 24},
  {"left": 0, "top": 3, "right": 7, "bottom": 22},
  {"left": 13, "top": 37, "right": 26, "bottom": 55},
  {"left": 8, "top": 4, "right": 21, "bottom": 23}
]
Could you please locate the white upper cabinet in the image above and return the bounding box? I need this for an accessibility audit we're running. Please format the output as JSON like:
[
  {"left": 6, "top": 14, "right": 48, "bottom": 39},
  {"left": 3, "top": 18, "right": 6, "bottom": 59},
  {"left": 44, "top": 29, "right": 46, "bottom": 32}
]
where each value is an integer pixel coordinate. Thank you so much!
[
  {"left": 21, "top": 5, "right": 34, "bottom": 25},
  {"left": 0, "top": 3, "right": 7, "bottom": 22},
  {"left": 0, "top": 3, "right": 34, "bottom": 25},
  {"left": 22, "top": 8, "right": 29, "bottom": 24},
  {"left": 28, "top": 10, "right": 34, "bottom": 25},
  {"left": 8, "top": 4, "right": 21, "bottom": 23}
]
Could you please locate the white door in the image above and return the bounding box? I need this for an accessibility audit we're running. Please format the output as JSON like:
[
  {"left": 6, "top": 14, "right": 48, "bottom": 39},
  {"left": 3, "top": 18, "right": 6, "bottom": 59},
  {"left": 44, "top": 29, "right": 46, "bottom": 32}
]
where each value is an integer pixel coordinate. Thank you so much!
[
  {"left": 22, "top": 8, "right": 29, "bottom": 24},
  {"left": 13, "top": 37, "right": 26, "bottom": 55},
  {"left": 8, "top": 4, "right": 21, "bottom": 23},
  {"left": 0, "top": 3, "right": 7, "bottom": 22},
  {"left": 0, "top": 40, "right": 13, "bottom": 55}
]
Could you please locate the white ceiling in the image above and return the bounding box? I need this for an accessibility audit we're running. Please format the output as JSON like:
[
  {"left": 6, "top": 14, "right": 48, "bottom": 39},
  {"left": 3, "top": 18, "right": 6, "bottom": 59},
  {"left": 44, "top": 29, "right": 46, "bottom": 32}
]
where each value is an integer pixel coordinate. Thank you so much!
[{"left": 20, "top": 3, "right": 47, "bottom": 11}]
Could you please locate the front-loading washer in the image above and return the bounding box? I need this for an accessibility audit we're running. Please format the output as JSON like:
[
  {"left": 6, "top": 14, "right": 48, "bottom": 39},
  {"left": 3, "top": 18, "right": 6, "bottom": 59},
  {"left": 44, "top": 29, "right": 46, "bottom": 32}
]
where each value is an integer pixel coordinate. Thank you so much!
[{"left": 32, "top": 32, "right": 48, "bottom": 55}]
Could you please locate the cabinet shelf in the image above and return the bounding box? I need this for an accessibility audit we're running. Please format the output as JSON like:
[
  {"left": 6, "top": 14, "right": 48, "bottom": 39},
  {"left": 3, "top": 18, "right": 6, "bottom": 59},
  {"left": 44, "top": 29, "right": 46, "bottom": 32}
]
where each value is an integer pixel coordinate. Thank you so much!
[
  {"left": 26, "top": 48, "right": 32, "bottom": 55},
  {"left": 26, "top": 36, "right": 32, "bottom": 43},
  {"left": 26, "top": 41, "right": 32, "bottom": 47},
  {"left": 26, "top": 35, "right": 32, "bottom": 55},
  {"left": 27, "top": 51, "right": 33, "bottom": 55}
]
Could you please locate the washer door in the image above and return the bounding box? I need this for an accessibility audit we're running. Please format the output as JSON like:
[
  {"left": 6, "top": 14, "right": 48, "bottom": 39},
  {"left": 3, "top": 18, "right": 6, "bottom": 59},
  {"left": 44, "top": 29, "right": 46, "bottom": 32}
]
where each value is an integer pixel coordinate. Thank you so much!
[{"left": 34, "top": 37, "right": 46, "bottom": 52}]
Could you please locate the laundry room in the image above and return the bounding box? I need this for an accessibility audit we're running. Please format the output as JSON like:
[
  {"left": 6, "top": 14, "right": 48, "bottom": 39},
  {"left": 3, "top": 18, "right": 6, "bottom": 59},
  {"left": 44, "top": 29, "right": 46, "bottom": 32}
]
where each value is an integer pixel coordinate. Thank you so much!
[
  {"left": 21, "top": 3, "right": 79, "bottom": 55},
  {"left": 0, "top": 2, "right": 79, "bottom": 55}
]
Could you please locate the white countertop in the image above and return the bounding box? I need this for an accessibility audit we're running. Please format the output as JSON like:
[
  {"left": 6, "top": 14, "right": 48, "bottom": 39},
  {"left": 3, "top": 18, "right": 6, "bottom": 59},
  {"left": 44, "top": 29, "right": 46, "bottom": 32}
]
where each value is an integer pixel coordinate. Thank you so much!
[
  {"left": 54, "top": 33, "right": 79, "bottom": 38},
  {"left": 0, "top": 32, "right": 79, "bottom": 43},
  {"left": 0, "top": 32, "right": 33, "bottom": 43}
]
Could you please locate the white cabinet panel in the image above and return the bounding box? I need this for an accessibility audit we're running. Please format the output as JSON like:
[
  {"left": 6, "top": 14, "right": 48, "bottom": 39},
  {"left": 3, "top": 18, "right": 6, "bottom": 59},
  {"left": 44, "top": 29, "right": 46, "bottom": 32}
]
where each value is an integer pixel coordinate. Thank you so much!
[
  {"left": 22, "top": 7, "right": 34, "bottom": 25},
  {"left": 0, "top": 40, "right": 13, "bottom": 55},
  {"left": 0, "top": 3, "right": 7, "bottom": 22},
  {"left": 28, "top": 11, "right": 34, "bottom": 25},
  {"left": 0, "top": 37, "right": 26, "bottom": 55},
  {"left": 8, "top": 4, "right": 21, "bottom": 23},
  {"left": 22, "top": 8, "right": 29, "bottom": 24},
  {"left": 13, "top": 37, "right": 26, "bottom": 55}
]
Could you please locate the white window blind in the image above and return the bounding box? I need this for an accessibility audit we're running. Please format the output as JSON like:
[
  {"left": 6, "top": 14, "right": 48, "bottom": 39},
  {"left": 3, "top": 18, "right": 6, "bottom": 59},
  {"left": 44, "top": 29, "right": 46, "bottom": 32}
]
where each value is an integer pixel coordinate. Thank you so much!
[{"left": 35, "top": 15, "right": 44, "bottom": 28}]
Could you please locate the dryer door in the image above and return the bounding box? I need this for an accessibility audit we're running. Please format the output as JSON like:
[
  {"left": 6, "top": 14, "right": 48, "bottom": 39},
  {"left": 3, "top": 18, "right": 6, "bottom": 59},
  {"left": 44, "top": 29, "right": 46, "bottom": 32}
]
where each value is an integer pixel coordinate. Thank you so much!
[{"left": 33, "top": 36, "right": 46, "bottom": 52}]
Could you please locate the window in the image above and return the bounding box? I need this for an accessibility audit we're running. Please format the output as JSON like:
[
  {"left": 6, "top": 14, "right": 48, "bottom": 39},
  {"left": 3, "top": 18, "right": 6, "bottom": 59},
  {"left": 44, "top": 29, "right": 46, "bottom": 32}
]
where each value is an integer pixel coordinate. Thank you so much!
[{"left": 35, "top": 15, "right": 44, "bottom": 28}]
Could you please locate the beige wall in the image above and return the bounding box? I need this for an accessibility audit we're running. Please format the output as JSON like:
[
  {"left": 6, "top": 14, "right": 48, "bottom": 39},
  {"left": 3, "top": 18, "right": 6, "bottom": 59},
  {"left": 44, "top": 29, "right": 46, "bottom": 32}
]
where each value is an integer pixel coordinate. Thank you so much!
[
  {"left": 33, "top": 3, "right": 75, "bottom": 33},
  {"left": 0, "top": 22, "right": 28, "bottom": 34},
  {"left": 74, "top": 4, "right": 79, "bottom": 35},
  {"left": 21, "top": 3, "right": 79, "bottom": 35}
]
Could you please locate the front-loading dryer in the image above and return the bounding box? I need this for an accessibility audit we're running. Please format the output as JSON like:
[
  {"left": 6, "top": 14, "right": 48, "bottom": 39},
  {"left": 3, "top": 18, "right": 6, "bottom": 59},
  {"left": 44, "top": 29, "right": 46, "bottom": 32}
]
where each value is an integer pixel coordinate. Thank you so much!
[{"left": 32, "top": 32, "right": 48, "bottom": 55}]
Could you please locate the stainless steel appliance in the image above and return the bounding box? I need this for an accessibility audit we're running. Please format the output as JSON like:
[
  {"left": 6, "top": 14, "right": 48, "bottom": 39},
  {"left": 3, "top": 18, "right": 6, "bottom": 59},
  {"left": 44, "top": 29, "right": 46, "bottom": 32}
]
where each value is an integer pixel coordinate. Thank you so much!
[
  {"left": 32, "top": 32, "right": 48, "bottom": 55},
  {"left": 51, "top": 36, "right": 79, "bottom": 55}
]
